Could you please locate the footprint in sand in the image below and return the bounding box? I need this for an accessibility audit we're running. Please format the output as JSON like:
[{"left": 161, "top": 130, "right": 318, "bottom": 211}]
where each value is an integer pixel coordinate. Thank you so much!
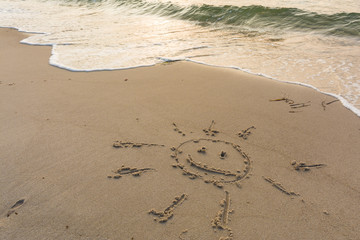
[{"left": 6, "top": 199, "right": 25, "bottom": 217}]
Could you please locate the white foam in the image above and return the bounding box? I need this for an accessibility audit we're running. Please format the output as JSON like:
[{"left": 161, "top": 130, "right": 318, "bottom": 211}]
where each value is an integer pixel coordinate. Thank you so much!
[
  {"left": 13, "top": 29, "right": 360, "bottom": 117},
  {"left": 8, "top": 31, "right": 360, "bottom": 118},
  {"left": 1, "top": 0, "right": 359, "bottom": 117}
]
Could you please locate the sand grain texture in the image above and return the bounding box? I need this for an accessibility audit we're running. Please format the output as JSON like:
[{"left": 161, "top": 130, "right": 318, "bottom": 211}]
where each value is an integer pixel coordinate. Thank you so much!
[{"left": 1, "top": 28, "right": 360, "bottom": 239}]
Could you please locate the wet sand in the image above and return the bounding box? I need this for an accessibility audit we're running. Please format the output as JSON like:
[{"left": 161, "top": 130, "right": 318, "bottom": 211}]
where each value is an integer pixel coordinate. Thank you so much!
[{"left": 1, "top": 28, "right": 360, "bottom": 240}]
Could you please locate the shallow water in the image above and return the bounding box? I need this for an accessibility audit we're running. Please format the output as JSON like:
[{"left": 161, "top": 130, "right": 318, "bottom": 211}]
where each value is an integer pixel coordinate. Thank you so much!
[{"left": 0, "top": 0, "right": 359, "bottom": 113}]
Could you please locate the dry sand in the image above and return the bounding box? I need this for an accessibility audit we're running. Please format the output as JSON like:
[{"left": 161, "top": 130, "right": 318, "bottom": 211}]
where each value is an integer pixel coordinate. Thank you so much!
[{"left": 1, "top": 28, "right": 360, "bottom": 240}]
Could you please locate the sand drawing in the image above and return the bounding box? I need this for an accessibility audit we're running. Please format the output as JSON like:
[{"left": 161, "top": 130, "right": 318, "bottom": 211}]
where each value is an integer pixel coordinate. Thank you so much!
[
  {"left": 263, "top": 177, "right": 299, "bottom": 196},
  {"left": 173, "top": 122, "right": 186, "bottom": 136},
  {"left": 112, "top": 141, "right": 165, "bottom": 148},
  {"left": 237, "top": 126, "right": 256, "bottom": 140},
  {"left": 108, "top": 121, "right": 304, "bottom": 239},
  {"left": 110, "top": 122, "right": 254, "bottom": 236},
  {"left": 203, "top": 120, "right": 220, "bottom": 136},
  {"left": 170, "top": 139, "right": 251, "bottom": 189},
  {"left": 107, "top": 165, "right": 156, "bottom": 179},
  {"left": 291, "top": 160, "right": 326, "bottom": 171},
  {"left": 289, "top": 102, "right": 311, "bottom": 109},
  {"left": 197, "top": 146, "right": 207, "bottom": 153},
  {"left": 187, "top": 155, "right": 236, "bottom": 176},
  {"left": 270, "top": 97, "right": 311, "bottom": 113},
  {"left": 321, "top": 99, "right": 340, "bottom": 110},
  {"left": 270, "top": 97, "right": 295, "bottom": 104},
  {"left": 211, "top": 191, "right": 233, "bottom": 240},
  {"left": 178, "top": 229, "right": 189, "bottom": 240},
  {"left": 219, "top": 150, "right": 227, "bottom": 159},
  {"left": 6, "top": 199, "right": 25, "bottom": 217},
  {"left": 148, "top": 193, "right": 188, "bottom": 223}
]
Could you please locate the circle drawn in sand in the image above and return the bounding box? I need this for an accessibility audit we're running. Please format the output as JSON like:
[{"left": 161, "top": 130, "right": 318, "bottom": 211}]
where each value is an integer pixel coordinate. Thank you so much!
[{"left": 172, "top": 139, "right": 251, "bottom": 188}]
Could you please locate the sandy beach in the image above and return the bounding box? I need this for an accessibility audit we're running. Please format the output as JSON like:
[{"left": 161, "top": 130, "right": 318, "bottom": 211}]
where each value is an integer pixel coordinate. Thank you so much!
[{"left": 1, "top": 28, "right": 360, "bottom": 239}]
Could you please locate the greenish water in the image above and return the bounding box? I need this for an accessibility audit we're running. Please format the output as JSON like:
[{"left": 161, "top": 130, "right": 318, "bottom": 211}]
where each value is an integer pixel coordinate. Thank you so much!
[{"left": 111, "top": 0, "right": 360, "bottom": 37}]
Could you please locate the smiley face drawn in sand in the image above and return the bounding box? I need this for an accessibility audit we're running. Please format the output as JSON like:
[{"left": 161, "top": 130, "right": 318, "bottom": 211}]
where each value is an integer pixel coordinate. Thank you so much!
[
  {"left": 170, "top": 139, "right": 251, "bottom": 189},
  {"left": 110, "top": 121, "right": 254, "bottom": 240},
  {"left": 109, "top": 121, "right": 320, "bottom": 240}
]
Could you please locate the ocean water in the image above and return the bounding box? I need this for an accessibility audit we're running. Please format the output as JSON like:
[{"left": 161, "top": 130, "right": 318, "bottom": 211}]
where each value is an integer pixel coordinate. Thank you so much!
[{"left": 0, "top": 0, "right": 359, "bottom": 114}]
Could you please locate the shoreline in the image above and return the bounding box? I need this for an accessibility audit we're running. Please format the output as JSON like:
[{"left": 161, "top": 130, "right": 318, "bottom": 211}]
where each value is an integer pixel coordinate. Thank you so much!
[
  {"left": 4, "top": 26, "right": 360, "bottom": 117},
  {"left": 1, "top": 27, "right": 360, "bottom": 240}
]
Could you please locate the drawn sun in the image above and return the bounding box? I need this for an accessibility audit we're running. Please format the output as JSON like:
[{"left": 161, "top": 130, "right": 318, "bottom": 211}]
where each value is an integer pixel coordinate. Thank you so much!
[{"left": 109, "top": 121, "right": 256, "bottom": 240}]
